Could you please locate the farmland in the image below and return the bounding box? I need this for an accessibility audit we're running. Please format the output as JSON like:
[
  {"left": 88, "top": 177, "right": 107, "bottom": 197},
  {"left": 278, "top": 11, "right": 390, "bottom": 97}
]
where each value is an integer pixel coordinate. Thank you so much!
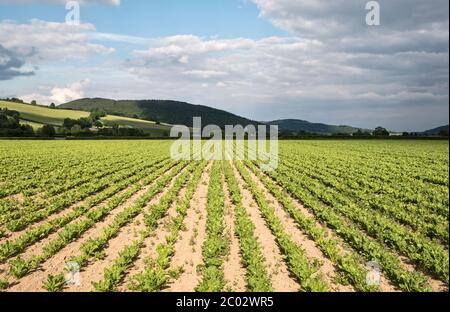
[
  {"left": 0, "top": 140, "right": 448, "bottom": 292},
  {"left": 0, "top": 101, "right": 172, "bottom": 135}
]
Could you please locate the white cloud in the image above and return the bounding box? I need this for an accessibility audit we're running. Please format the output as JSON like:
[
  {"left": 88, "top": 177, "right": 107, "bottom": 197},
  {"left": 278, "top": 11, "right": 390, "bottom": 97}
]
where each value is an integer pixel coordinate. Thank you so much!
[
  {"left": 178, "top": 55, "right": 189, "bottom": 64},
  {"left": 182, "top": 70, "right": 228, "bottom": 79},
  {"left": 133, "top": 35, "right": 255, "bottom": 62},
  {"left": 2, "top": 1, "right": 448, "bottom": 131},
  {"left": 251, "top": 0, "right": 449, "bottom": 38},
  {"left": 0, "top": 19, "right": 114, "bottom": 64},
  {"left": 126, "top": 34, "right": 447, "bottom": 100},
  {"left": 89, "top": 32, "right": 150, "bottom": 45},
  {"left": 21, "top": 79, "right": 90, "bottom": 105},
  {"left": 123, "top": 29, "right": 448, "bottom": 131}
]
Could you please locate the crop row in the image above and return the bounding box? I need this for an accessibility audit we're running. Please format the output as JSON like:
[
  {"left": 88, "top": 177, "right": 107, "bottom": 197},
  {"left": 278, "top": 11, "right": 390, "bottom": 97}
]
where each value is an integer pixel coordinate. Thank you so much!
[
  {"left": 276, "top": 162, "right": 449, "bottom": 282},
  {"left": 5, "top": 159, "right": 178, "bottom": 283},
  {"left": 32, "top": 160, "right": 187, "bottom": 292},
  {"left": 280, "top": 155, "right": 449, "bottom": 245},
  {"left": 245, "top": 160, "right": 377, "bottom": 292},
  {"left": 235, "top": 161, "right": 328, "bottom": 292},
  {"left": 130, "top": 161, "right": 207, "bottom": 292},
  {"left": 0, "top": 156, "right": 171, "bottom": 264},
  {"left": 195, "top": 162, "right": 228, "bottom": 292},
  {"left": 69, "top": 161, "right": 189, "bottom": 273},
  {"left": 92, "top": 161, "right": 199, "bottom": 292},
  {"left": 0, "top": 156, "right": 148, "bottom": 228},
  {"left": 223, "top": 161, "right": 272, "bottom": 292},
  {"left": 281, "top": 150, "right": 448, "bottom": 222},
  {"left": 0, "top": 142, "right": 150, "bottom": 198},
  {"left": 267, "top": 166, "right": 432, "bottom": 291},
  {"left": 1, "top": 157, "right": 152, "bottom": 232}
]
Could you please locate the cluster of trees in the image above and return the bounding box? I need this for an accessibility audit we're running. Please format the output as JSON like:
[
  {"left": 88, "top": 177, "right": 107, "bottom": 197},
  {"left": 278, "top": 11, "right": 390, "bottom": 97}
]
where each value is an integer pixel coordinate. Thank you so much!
[
  {"left": 1, "top": 98, "right": 58, "bottom": 108},
  {"left": 279, "top": 126, "right": 392, "bottom": 138},
  {"left": 36, "top": 125, "right": 56, "bottom": 137},
  {"left": 0, "top": 108, "right": 34, "bottom": 137},
  {"left": 62, "top": 110, "right": 107, "bottom": 134},
  {"left": 353, "top": 129, "right": 372, "bottom": 136},
  {"left": 0, "top": 108, "right": 56, "bottom": 137},
  {"left": 0, "top": 103, "right": 148, "bottom": 138},
  {"left": 353, "top": 127, "right": 390, "bottom": 137},
  {"left": 402, "top": 130, "right": 448, "bottom": 137},
  {"left": 25, "top": 99, "right": 57, "bottom": 107},
  {"left": 60, "top": 110, "right": 146, "bottom": 137},
  {"left": 97, "top": 125, "right": 145, "bottom": 137},
  {"left": 279, "top": 129, "right": 317, "bottom": 137},
  {"left": 0, "top": 98, "right": 25, "bottom": 104}
]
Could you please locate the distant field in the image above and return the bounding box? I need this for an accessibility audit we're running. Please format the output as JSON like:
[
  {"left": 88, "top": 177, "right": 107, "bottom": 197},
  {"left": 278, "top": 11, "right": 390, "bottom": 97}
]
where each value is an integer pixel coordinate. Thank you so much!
[
  {"left": 102, "top": 115, "right": 172, "bottom": 133},
  {"left": 19, "top": 119, "right": 46, "bottom": 130},
  {"left": 0, "top": 140, "right": 448, "bottom": 292},
  {"left": 0, "top": 101, "right": 172, "bottom": 135},
  {"left": 0, "top": 101, "right": 89, "bottom": 126}
]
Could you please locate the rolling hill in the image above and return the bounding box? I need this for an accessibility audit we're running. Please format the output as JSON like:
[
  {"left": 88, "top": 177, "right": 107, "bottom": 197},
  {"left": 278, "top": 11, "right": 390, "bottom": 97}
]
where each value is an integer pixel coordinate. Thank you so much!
[
  {"left": 60, "top": 98, "right": 259, "bottom": 129},
  {"left": 61, "top": 98, "right": 370, "bottom": 135},
  {"left": 423, "top": 125, "right": 449, "bottom": 135},
  {"left": 0, "top": 101, "right": 172, "bottom": 136},
  {"left": 266, "top": 119, "right": 364, "bottom": 135},
  {"left": 3, "top": 99, "right": 380, "bottom": 136}
]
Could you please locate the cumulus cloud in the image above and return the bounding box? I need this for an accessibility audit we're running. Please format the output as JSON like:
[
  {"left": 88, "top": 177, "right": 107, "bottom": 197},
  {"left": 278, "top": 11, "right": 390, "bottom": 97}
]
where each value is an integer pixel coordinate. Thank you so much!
[
  {"left": 122, "top": 1, "right": 448, "bottom": 130},
  {"left": 248, "top": 0, "right": 449, "bottom": 129},
  {"left": 2, "top": 0, "right": 448, "bottom": 131},
  {"left": 0, "top": 44, "right": 34, "bottom": 80},
  {"left": 0, "top": 19, "right": 114, "bottom": 84},
  {"left": 132, "top": 35, "right": 255, "bottom": 65},
  {"left": 21, "top": 79, "right": 90, "bottom": 105},
  {"left": 124, "top": 29, "right": 448, "bottom": 130},
  {"left": 251, "top": 0, "right": 449, "bottom": 39},
  {"left": 0, "top": 19, "right": 114, "bottom": 64}
]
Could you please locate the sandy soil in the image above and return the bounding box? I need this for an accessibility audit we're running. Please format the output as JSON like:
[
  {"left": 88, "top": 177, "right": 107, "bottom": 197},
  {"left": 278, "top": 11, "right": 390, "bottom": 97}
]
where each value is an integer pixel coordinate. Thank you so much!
[
  {"left": 6, "top": 163, "right": 180, "bottom": 292},
  {"left": 5, "top": 163, "right": 178, "bottom": 291},
  {"left": 117, "top": 178, "right": 190, "bottom": 291},
  {"left": 231, "top": 163, "right": 299, "bottom": 292},
  {"left": 63, "top": 164, "right": 187, "bottom": 292},
  {"left": 165, "top": 163, "right": 212, "bottom": 292},
  {"left": 243, "top": 163, "right": 353, "bottom": 292},
  {"left": 222, "top": 180, "right": 247, "bottom": 292},
  {"left": 253, "top": 164, "right": 403, "bottom": 292}
]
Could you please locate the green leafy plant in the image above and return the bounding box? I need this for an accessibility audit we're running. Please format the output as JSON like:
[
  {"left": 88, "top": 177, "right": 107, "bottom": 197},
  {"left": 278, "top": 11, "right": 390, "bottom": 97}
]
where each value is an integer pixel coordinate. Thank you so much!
[{"left": 43, "top": 274, "right": 66, "bottom": 292}]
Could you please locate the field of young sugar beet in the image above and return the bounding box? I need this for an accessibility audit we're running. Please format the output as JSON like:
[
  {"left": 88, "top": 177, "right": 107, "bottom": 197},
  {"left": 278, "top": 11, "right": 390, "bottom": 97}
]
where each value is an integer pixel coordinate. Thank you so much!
[{"left": 0, "top": 139, "right": 448, "bottom": 292}]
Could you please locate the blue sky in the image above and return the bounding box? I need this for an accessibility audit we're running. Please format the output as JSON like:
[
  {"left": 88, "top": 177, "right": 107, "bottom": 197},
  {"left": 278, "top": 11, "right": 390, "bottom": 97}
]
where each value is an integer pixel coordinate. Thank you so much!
[
  {"left": 0, "top": 1, "right": 286, "bottom": 39},
  {"left": 0, "top": 0, "right": 448, "bottom": 131}
]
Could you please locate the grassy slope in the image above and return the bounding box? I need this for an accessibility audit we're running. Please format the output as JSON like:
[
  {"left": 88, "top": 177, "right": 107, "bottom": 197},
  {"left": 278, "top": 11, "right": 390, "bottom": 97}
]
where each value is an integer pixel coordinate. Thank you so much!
[
  {"left": 102, "top": 115, "right": 172, "bottom": 133},
  {"left": 19, "top": 119, "right": 46, "bottom": 130},
  {"left": 1, "top": 101, "right": 89, "bottom": 126},
  {"left": 61, "top": 98, "right": 142, "bottom": 118},
  {"left": 0, "top": 101, "right": 172, "bottom": 134}
]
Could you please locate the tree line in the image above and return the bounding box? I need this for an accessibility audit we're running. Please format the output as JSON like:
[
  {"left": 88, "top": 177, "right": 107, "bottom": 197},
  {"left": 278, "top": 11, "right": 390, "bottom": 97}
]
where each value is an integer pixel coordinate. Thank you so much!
[{"left": 0, "top": 108, "right": 147, "bottom": 138}]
